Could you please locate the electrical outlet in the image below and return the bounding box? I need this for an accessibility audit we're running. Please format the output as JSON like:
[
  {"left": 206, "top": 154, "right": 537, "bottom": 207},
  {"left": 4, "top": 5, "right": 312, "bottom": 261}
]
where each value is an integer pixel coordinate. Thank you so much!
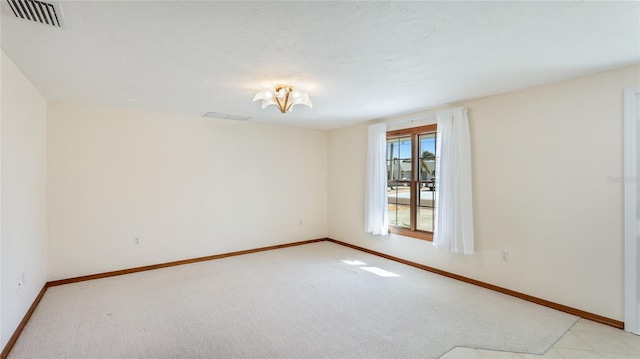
[
  {"left": 501, "top": 250, "right": 509, "bottom": 262},
  {"left": 299, "top": 219, "right": 303, "bottom": 225},
  {"left": 134, "top": 237, "right": 141, "bottom": 245}
]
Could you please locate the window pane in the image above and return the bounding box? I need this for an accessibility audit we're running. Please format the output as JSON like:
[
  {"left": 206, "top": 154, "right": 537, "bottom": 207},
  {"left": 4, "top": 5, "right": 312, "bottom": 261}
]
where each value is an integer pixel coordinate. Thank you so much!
[
  {"left": 389, "top": 203, "right": 411, "bottom": 228},
  {"left": 387, "top": 185, "right": 398, "bottom": 227},
  {"left": 417, "top": 186, "right": 435, "bottom": 232},
  {"left": 418, "top": 132, "right": 436, "bottom": 232},
  {"left": 387, "top": 135, "right": 413, "bottom": 230},
  {"left": 387, "top": 181, "right": 410, "bottom": 228},
  {"left": 387, "top": 136, "right": 412, "bottom": 188},
  {"left": 419, "top": 133, "right": 436, "bottom": 183}
]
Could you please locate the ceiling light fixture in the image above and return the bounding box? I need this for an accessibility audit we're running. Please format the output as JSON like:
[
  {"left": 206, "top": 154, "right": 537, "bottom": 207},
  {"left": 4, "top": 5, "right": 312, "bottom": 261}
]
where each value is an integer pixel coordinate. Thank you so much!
[{"left": 253, "top": 85, "right": 312, "bottom": 113}]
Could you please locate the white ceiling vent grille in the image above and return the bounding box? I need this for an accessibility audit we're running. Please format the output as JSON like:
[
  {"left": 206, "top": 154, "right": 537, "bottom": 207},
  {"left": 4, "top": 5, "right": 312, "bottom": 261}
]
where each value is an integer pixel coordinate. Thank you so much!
[
  {"left": 203, "top": 112, "right": 252, "bottom": 121},
  {"left": 4, "top": 0, "right": 64, "bottom": 28}
]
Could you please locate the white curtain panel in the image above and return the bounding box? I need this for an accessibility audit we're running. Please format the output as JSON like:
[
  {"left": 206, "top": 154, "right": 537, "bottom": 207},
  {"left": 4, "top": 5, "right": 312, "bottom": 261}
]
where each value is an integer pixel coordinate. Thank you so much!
[
  {"left": 434, "top": 107, "right": 474, "bottom": 254},
  {"left": 364, "top": 122, "right": 389, "bottom": 235}
]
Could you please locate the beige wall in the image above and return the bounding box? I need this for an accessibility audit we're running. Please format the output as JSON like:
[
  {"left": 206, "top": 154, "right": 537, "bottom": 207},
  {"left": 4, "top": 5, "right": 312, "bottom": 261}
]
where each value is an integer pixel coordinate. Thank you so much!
[
  {"left": 47, "top": 102, "right": 328, "bottom": 280},
  {"left": 328, "top": 65, "right": 640, "bottom": 321},
  {"left": 0, "top": 51, "right": 48, "bottom": 349},
  {"left": 2, "top": 46, "right": 637, "bottom": 343}
]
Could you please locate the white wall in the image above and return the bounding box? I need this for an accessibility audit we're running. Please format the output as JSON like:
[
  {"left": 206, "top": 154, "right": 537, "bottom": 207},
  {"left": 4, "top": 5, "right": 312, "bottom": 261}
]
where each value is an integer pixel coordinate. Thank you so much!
[
  {"left": 1, "top": 47, "right": 3, "bottom": 352},
  {"left": 328, "top": 64, "right": 640, "bottom": 321},
  {"left": 0, "top": 51, "right": 48, "bottom": 350},
  {"left": 47, "top": 101, "right": 328, "bottom": 280}
]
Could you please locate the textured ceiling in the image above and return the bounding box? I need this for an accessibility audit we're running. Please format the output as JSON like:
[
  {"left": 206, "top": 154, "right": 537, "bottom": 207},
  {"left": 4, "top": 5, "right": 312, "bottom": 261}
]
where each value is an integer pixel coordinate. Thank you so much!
[{"left": 1, "top": 1, "right": 639, "bottom": 129}]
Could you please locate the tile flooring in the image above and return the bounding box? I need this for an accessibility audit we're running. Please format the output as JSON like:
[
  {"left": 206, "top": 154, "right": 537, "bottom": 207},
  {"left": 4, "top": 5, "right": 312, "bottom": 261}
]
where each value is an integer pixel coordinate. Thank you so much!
[{"left": 441, "top": 319, "right": 640, "bottom": 359}]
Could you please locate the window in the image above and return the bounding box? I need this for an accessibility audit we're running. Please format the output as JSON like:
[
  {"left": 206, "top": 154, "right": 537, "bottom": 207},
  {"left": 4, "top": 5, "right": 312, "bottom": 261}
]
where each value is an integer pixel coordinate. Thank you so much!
[{"left": 386, "top": 124, "right": 437, "bottom": 241}]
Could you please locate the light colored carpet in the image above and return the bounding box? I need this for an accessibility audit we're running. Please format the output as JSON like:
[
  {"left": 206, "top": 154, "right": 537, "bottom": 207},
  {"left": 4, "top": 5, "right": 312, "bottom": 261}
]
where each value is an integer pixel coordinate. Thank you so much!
[{"left": 9, "top": 241, "right": 578, "bottom": 358}]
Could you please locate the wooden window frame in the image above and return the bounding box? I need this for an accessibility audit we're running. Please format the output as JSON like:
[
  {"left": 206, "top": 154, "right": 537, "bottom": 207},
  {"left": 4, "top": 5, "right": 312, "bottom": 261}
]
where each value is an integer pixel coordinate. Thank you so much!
[{"left": 387, "top": 124, "right": 437, "bottom": 241}]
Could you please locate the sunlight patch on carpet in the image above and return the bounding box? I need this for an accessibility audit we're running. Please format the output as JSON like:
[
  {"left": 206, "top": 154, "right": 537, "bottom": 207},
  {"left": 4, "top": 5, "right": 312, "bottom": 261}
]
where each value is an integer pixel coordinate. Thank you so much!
[
  {"left": 360, "top": 266, "right": 400, "bottom": 277},
  {"left": 341, "top": 259, "right": 367, "bottom": 265}
]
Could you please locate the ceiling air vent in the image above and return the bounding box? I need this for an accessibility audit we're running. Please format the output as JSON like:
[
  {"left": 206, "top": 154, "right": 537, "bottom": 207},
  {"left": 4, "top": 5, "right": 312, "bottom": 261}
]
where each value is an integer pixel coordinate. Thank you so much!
[
  {"left": 203, "top": 112, "right": 252, "bottom": 121},
  {"left": 4, "top": 0, "right": 64, "bottom": 28}
]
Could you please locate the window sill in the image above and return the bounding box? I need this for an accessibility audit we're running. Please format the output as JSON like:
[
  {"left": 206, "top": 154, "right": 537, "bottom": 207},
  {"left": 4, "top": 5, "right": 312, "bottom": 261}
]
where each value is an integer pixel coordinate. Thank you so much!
[{"left": 389, "top": 226, "right": 433, "bottom": 241}]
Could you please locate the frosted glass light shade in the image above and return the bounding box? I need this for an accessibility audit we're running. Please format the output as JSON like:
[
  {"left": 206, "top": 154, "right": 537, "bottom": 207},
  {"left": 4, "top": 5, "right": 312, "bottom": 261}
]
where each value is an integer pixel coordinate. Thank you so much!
[{"left": 253, "top": 85, "right": 313, "bottom": 113}]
